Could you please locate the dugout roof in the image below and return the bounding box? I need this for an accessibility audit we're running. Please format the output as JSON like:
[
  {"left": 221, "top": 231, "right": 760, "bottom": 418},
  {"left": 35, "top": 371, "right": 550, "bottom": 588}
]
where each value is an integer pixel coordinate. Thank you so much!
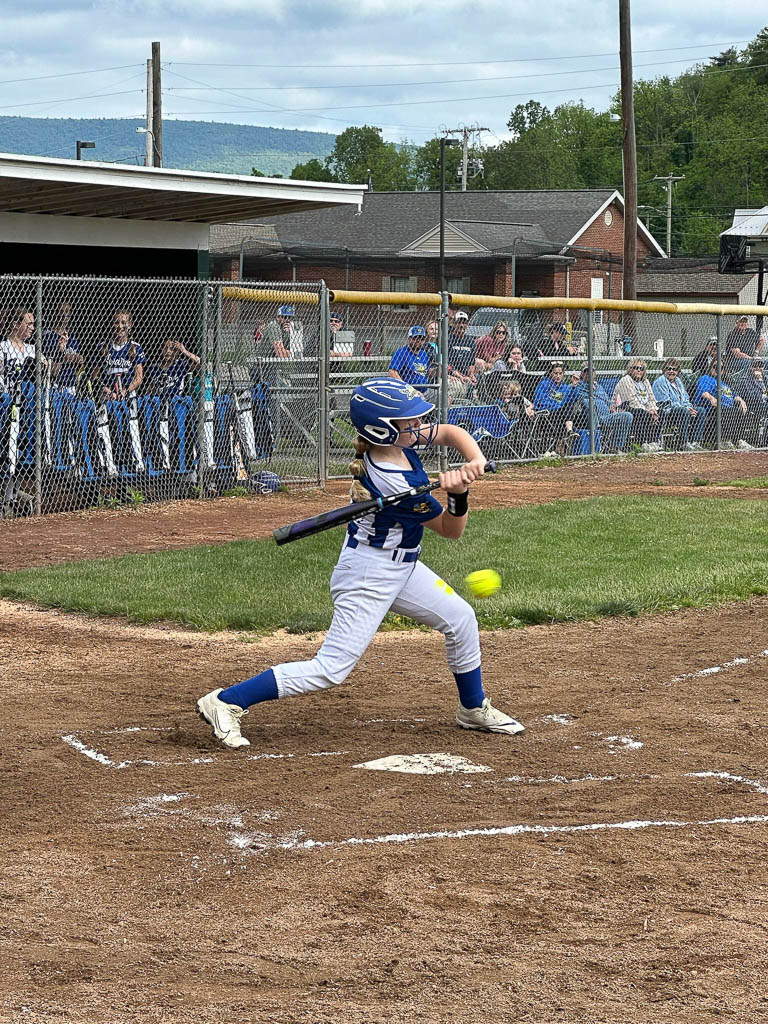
[{"left": 0, "top": 152, "right": 365, "bottom": 223}]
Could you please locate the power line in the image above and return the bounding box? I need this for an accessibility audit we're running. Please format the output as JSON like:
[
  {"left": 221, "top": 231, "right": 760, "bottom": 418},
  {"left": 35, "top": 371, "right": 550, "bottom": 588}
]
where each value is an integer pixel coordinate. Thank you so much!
[
  {"left": 168, "top": 39, "right": 754, "bottom": 70},
  {"left": 0, "top": 63, "right": 143, "bottom": 86},
  {"left": 164, "top": 53, "right": 757, "bottom": 93}
]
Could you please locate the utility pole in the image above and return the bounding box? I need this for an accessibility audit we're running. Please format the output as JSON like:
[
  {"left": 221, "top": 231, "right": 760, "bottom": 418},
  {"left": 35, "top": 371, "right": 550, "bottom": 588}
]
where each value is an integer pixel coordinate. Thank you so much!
[
  {"left": 151, "top": 41, "right": 163, "bottom": 167},
  {"left": 145, "top": 58, "right": 153, "bottom": 167},
  {"left": 444, "top": 124, "right": 488, "bottom": 190},
  {"left": 619, "top": 0, "right": 638, "bottom": 302},
  {"left": 653, "top": 173, "right": 685, "bottom": 256}
]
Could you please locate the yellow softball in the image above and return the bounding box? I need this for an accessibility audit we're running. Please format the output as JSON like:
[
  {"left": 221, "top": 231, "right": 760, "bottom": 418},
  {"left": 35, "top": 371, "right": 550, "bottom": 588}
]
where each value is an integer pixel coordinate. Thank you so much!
[{"left": 465, "top": 569, "right": 502, "bottom": 599}]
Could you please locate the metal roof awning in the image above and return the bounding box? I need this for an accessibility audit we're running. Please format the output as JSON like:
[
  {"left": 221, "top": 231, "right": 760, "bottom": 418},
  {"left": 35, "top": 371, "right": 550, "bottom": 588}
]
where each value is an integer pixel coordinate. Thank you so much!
[{"left": 0, "top": 153, "right": 365, "bottom": 223}]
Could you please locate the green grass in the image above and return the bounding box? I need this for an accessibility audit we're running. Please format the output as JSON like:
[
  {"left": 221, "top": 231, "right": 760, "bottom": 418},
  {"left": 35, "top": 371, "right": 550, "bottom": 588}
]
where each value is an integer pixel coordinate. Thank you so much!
[
  {"left": 3, "top": 496, "right": 768, "bottom": 633},
  {"left": 719, "top": 475, "right": 768, "bottom": 489}
]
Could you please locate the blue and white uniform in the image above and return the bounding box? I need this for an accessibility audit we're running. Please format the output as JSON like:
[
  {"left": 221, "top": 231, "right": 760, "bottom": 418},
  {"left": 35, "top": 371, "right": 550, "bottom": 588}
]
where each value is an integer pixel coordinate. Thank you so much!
[
  {"left": 101, "top": 339, "right": 145, "bottom": 393},
  {"left": 272, "top": 444, "right": 481, "bottom": 700}
]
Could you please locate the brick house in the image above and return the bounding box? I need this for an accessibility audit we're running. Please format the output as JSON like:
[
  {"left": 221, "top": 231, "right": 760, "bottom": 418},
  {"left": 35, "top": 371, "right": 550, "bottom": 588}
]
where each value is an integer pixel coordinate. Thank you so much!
[{"left": 211, "top": 189, "right": 665, "bottom": 306}]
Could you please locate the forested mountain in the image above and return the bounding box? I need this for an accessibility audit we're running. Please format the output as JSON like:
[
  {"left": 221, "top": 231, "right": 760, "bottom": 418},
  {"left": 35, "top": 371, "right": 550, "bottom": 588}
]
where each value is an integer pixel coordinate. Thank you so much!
[
  {"left": 292, "top": 28, "right": 768, "bottom": 256},
  {"left": 0, "top": 117, "right": 335, "bottom": 178}
]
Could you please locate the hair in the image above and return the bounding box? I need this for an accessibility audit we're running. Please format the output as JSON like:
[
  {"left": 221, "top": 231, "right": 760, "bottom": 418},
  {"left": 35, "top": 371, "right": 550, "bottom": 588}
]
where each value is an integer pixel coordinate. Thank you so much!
[
  {"left": 105, "top": 308, "right": 136, "bottom": 361},
  {"left": 628, "top": 360, "right": 646, "bottom": 371},
  {"left": 492, "top": 320, "right": 510, "bottom": 336},
  {"left": 10, "top": 306, "right": 32, "bottom": 328},
  {"left": 550, "top": 361, "right": 564, "bottom": 375},
  {"left": 506, "top": 379, "right": 522, "bottom": 396},
  {"left": 349, "top": 435, "right": 373, "bottom": 502},
  {"left": 663, "top": 358, "right": 681, "bottom": 372}
]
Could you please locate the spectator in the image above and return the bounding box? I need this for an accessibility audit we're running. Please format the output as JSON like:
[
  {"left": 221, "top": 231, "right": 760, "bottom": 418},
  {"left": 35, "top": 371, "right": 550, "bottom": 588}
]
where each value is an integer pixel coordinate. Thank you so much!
[
  {"left": 425, "top": 320, "right": 440, "bottom": 361},
  {"left": 502, "top": 344, "right": 528, "bottom": 373},
  {"left": 329, "top": 312, "right": 354, "bottom": 357},
  {"left": 0, "top": 307, "right": 38, "bottom": 386},
  {"left": 613, "top": 359, "right": 662, "bottom": 451},
  {"left": 446, "top": 310, "right": 477, "bottom": 402},
  {"left": 691, "top": 337, "right": 718, "bottom": 378},
  {"left": 146, "top": 337, "right": 200, "bottom": 395},
  {"left": 96, "top": 309, "right": 145, "bottom": 397},
  {"left": 258, "top": 304, "right": 293, "bottom": 360},
  {"left": 536, "top": 322, "right": 574, "bottom": 365},
  {"left": 43, "top": 300, "right": 83, "bottom": 394},
  {"left": 734, "top": 359, "right": 768, "bottom": 443},
  {"left": 497, "top": 378, "right": 535, "bottom": 425},
  {"left": 725, "top": 315, "right": 761, "bottom": 376},
  {"left": 476, "top": 320, "right": 510, "bottom": 371},
  {"left": 693, "top": 368, "right": 751, "bottom": 449},
  {"left": 388, "top": 325, "right": 432, "bottom": 387},
  {"left": 651, "top": 358, "right": 704, "bottom": 451},
  {"left": 533, "top": 362, "right": 579, "bottom": 454},
  {"left": 573, "top": 366, "right": 633, "bottom": 453}
]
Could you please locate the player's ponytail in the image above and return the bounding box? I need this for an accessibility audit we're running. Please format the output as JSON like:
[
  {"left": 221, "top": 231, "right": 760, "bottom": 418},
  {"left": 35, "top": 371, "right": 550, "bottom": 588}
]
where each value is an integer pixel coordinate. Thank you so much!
[{"left": 349, "top": 435, "right": 373, "bottom": 502}]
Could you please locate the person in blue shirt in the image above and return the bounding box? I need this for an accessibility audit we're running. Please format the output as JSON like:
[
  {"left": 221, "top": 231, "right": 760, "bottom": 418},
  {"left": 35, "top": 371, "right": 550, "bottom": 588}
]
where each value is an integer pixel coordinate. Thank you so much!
[
  {"left": 694, "top": 370, "right": 751, "bottom": 449},
  {"left": 651, "top": 358, "right": 704, "bottom": 450},
  {"left": 42, "top": 300, "right": 83, "bottom": 395},
  {"left": 388, "top": 325, "right": 432, "bottom": 387},
  {"left": 96, "top": 309, "right": 145, "bottom": 398},
  {"left": 573, "top": 366, "right": 633, "bottom": 452},
  {"left": 533, "top": 362, "right": 579, "bottom": 453}
]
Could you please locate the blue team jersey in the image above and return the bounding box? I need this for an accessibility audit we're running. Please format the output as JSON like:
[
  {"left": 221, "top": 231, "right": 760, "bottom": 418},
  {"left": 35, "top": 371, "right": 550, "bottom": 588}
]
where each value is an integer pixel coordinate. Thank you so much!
[
  {"left": 389, "top": 345, "right": 432, "bottom": 385},
  {"left": 42, "top": 331, "right": 80, "bottom": 388},
  {"left": 347, "top": 446, "right": 442, "bottom": 551},
  {"left": 146, "top": 357, "right": 191, "bottom": 395},
  {"left": 102, "top": 339, "right": 145, "bottom": 389}
]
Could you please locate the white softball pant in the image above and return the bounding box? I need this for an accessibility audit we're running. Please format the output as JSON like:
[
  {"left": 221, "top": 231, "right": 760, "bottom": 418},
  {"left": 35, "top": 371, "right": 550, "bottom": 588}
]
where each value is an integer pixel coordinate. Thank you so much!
[{"left": 273, "top": 543, "right": 481, "bottom": 699}]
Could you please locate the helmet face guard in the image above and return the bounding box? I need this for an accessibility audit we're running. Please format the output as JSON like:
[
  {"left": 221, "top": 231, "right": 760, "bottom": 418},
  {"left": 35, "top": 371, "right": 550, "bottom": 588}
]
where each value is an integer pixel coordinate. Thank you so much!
[{"left": 350, "top": 377, "right": 435, "bottom": 446}]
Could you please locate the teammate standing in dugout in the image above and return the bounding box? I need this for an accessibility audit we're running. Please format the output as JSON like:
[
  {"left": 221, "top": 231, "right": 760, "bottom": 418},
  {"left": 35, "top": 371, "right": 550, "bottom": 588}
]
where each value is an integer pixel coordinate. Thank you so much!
[{"left": 197, "top": 377, "right": 524, "bottom": 748}]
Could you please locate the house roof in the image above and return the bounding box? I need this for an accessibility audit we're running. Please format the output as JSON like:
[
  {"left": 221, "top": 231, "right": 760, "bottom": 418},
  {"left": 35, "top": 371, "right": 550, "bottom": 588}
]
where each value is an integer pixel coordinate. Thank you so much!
[
  {"left": 211, "top": 189, "right": 626, "bottom": 259},
  {"left": 637, "top": 268, "right": 756, "bottom": 295},
  {"left": 721, "top": 205, "right": 768, "bottom": 238},
  {"left": 0, "top": 152, "right": 365, "bottom": 223}
]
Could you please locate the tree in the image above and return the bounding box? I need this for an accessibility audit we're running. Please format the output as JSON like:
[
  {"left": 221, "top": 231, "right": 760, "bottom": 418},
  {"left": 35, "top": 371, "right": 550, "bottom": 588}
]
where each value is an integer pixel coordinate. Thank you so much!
[
  {"left": 289, "top": 158, "right": 336, "bottom": 182},
  {"left": 325, "top": 125, "right": 413, "bottom": 190}
]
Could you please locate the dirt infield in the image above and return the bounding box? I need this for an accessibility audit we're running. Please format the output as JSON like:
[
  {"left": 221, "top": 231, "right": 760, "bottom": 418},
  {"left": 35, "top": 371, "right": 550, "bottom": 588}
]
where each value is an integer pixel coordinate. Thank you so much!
[
  {"left": 3, "top": 453, "right": 768, "bottom": 1023},
  {"left": 2, "top": 449, "right": 768, "bottom": 571}
]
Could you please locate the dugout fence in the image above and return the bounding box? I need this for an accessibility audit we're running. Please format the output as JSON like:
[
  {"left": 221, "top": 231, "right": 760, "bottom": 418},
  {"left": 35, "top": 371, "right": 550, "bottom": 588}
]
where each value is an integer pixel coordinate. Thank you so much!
[{"left": 1, "top": 274, "right": 767, "bottom": 519}]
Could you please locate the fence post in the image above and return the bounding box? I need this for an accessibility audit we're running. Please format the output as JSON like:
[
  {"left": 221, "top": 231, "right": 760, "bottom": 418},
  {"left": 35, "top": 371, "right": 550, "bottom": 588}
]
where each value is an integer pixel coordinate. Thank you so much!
[
  {"left": 318, "top": 282, "right": 329, "bottom": 487},
  {"left": 439, "top": 291, "right": 450, "bottom": 471},
  {"left": 587, "top": 314, "right": 596, "bottom": 455},
  {"left": 213, "top": 285, "right": 222, "bottom": 390},
  {"left": 715, "top": 313, "right": 723, "bottom": 450},
  {"left": 197, "top": 283, "right": 210, "bottom": 498},
  {"left": 34, "top": 279, "right": 43, "bottom": 515}
]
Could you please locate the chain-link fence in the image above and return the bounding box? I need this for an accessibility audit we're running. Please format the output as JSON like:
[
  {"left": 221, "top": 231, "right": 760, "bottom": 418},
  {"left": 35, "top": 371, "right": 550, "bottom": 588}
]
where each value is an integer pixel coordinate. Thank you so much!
[{"left": 1, "top": 277, "right": 767, "bottom": 519}]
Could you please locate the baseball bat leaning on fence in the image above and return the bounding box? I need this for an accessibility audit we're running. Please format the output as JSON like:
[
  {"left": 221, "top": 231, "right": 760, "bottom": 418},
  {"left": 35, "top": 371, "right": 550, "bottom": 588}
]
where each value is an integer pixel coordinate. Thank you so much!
[{"left": 273, "top": 461, "right": 496, "bottom": 546}]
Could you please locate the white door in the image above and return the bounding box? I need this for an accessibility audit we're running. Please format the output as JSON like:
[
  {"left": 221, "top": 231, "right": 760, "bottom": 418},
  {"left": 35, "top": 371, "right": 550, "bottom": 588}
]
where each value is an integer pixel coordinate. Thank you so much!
[{"left": 590, "top": 277, "right": 604, "bottom": 324}]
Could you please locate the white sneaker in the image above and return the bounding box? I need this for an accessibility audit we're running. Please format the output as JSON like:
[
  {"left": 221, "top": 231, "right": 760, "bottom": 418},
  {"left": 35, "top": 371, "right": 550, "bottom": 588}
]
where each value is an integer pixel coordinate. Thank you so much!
[
  {"left": 722, "top": 441, "right": 737, "bottom": 450},
  {"left": 197, "top": 688, "right": 250, "bottom": 748},
  {"left": 640, "top": 443, "right": 655, "bottom": 453},
  {"left": 685, "top": 442, "right": 703, "bottom": 451},
  {"left": 456, "top": 697, "right": 525, "bottom": 736},
  {"left": 737, "top": 439, "right": 753, "bottom": 450}
]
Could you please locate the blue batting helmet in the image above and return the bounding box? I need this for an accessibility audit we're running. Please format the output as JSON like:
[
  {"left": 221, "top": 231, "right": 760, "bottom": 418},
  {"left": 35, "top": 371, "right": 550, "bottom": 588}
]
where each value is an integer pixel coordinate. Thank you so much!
[
  {"left": 349, "top": 377, "right": 434, "bottom": 445},
  {"left": 278, "top": 304, "right": 295, "bottom": 317},
  {"left": 408, "top": 325, "right": 426, "bottom": 338},
  {"left": 249, "top": 470, "right": 282, "bottom": 494}
]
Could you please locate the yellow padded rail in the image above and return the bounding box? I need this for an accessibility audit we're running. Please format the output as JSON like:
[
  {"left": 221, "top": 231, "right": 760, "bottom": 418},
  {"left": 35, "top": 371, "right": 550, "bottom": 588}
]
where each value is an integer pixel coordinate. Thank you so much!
[
  {"left": 221, "top": 287, "right": 319, "bottom": 305},
  {"left": 329, "top": 289, "right": 442, "bottom": 306}
]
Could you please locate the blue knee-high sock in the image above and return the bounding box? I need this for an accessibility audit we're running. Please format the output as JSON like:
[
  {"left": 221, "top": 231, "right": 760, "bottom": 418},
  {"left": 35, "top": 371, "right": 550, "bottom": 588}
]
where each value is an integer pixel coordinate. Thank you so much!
[
  {"left": 219, "top": 669, "right": 278, "bottom": 710},
  {"left": 453, "top": 667, "right": 485, "bottom": 709}
]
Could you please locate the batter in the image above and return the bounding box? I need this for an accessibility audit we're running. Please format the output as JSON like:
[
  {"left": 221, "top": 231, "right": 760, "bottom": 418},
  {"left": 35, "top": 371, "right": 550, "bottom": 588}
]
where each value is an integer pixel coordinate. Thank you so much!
[{"left": 197, "top": 377, "right": 525, "bottom": 748}]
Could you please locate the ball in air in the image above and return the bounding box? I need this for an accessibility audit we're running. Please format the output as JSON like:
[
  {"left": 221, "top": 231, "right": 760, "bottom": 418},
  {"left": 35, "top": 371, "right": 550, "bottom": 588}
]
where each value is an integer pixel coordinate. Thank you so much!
[{"left": 465, "top": 569, "right": 501, "bottom": 599}]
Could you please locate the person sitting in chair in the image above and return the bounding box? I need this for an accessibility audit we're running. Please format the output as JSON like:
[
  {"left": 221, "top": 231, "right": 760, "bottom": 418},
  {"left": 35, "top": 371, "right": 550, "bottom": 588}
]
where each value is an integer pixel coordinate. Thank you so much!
[
  {"left": 533, "top": 362, "right": 579, "bottom": 454},
  {"left": 651, "top": 358, "right": 703, "bottom": 451},
  {"left": 573, "top": 366, "right": 633, "bottom": 453}
]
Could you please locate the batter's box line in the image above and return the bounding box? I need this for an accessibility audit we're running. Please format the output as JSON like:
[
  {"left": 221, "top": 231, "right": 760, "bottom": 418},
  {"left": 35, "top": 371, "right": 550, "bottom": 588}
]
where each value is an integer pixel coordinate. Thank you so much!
[
  {"left": 256, "top": 812, "right": 768, "bottom": 853},
  {"left": 60, "top": 733, "right": 349, "bottom": 769},
  {"left": 672, "top": 648, "right": 768, "bottom": 682}
]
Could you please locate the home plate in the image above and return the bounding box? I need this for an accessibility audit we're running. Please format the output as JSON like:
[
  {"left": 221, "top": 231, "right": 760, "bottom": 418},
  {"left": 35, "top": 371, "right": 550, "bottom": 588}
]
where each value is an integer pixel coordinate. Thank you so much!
[{"left": 353, "top": 753, "right": 492, "bottom": 775}]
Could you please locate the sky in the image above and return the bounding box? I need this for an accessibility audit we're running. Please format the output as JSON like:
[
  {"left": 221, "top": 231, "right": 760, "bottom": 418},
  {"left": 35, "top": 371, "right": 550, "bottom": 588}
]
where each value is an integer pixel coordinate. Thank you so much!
[{"left": 1, "top": 1, "right": 765, "bottom": 148}]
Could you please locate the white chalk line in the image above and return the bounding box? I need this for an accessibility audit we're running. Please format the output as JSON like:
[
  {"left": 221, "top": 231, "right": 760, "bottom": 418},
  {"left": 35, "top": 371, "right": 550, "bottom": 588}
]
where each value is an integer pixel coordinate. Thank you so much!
[
  {"left": 258, "top": 813, "right": 768, "bottom": 852},
  {"left": 672, "top": 649, "right": 768, "bottom": 682}
]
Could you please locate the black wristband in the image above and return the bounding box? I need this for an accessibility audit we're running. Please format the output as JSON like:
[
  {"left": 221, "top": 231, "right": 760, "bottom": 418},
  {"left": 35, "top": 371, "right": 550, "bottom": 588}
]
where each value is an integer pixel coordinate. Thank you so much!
[{"left": 446, "top": 490, "right": 469, "bottom": 517}]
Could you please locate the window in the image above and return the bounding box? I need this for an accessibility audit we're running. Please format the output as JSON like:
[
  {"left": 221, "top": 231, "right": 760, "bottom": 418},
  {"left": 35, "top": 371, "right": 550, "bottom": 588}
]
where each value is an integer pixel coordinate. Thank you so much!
[
  {"left": 590, "top": 277, "right": 604, "bottom": 325},
  {"left": 383, "top": 275, "right": 418, "bottom": 310},
  {"left": 445, "top": 276, "right": 471, "bottom": 296}
]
